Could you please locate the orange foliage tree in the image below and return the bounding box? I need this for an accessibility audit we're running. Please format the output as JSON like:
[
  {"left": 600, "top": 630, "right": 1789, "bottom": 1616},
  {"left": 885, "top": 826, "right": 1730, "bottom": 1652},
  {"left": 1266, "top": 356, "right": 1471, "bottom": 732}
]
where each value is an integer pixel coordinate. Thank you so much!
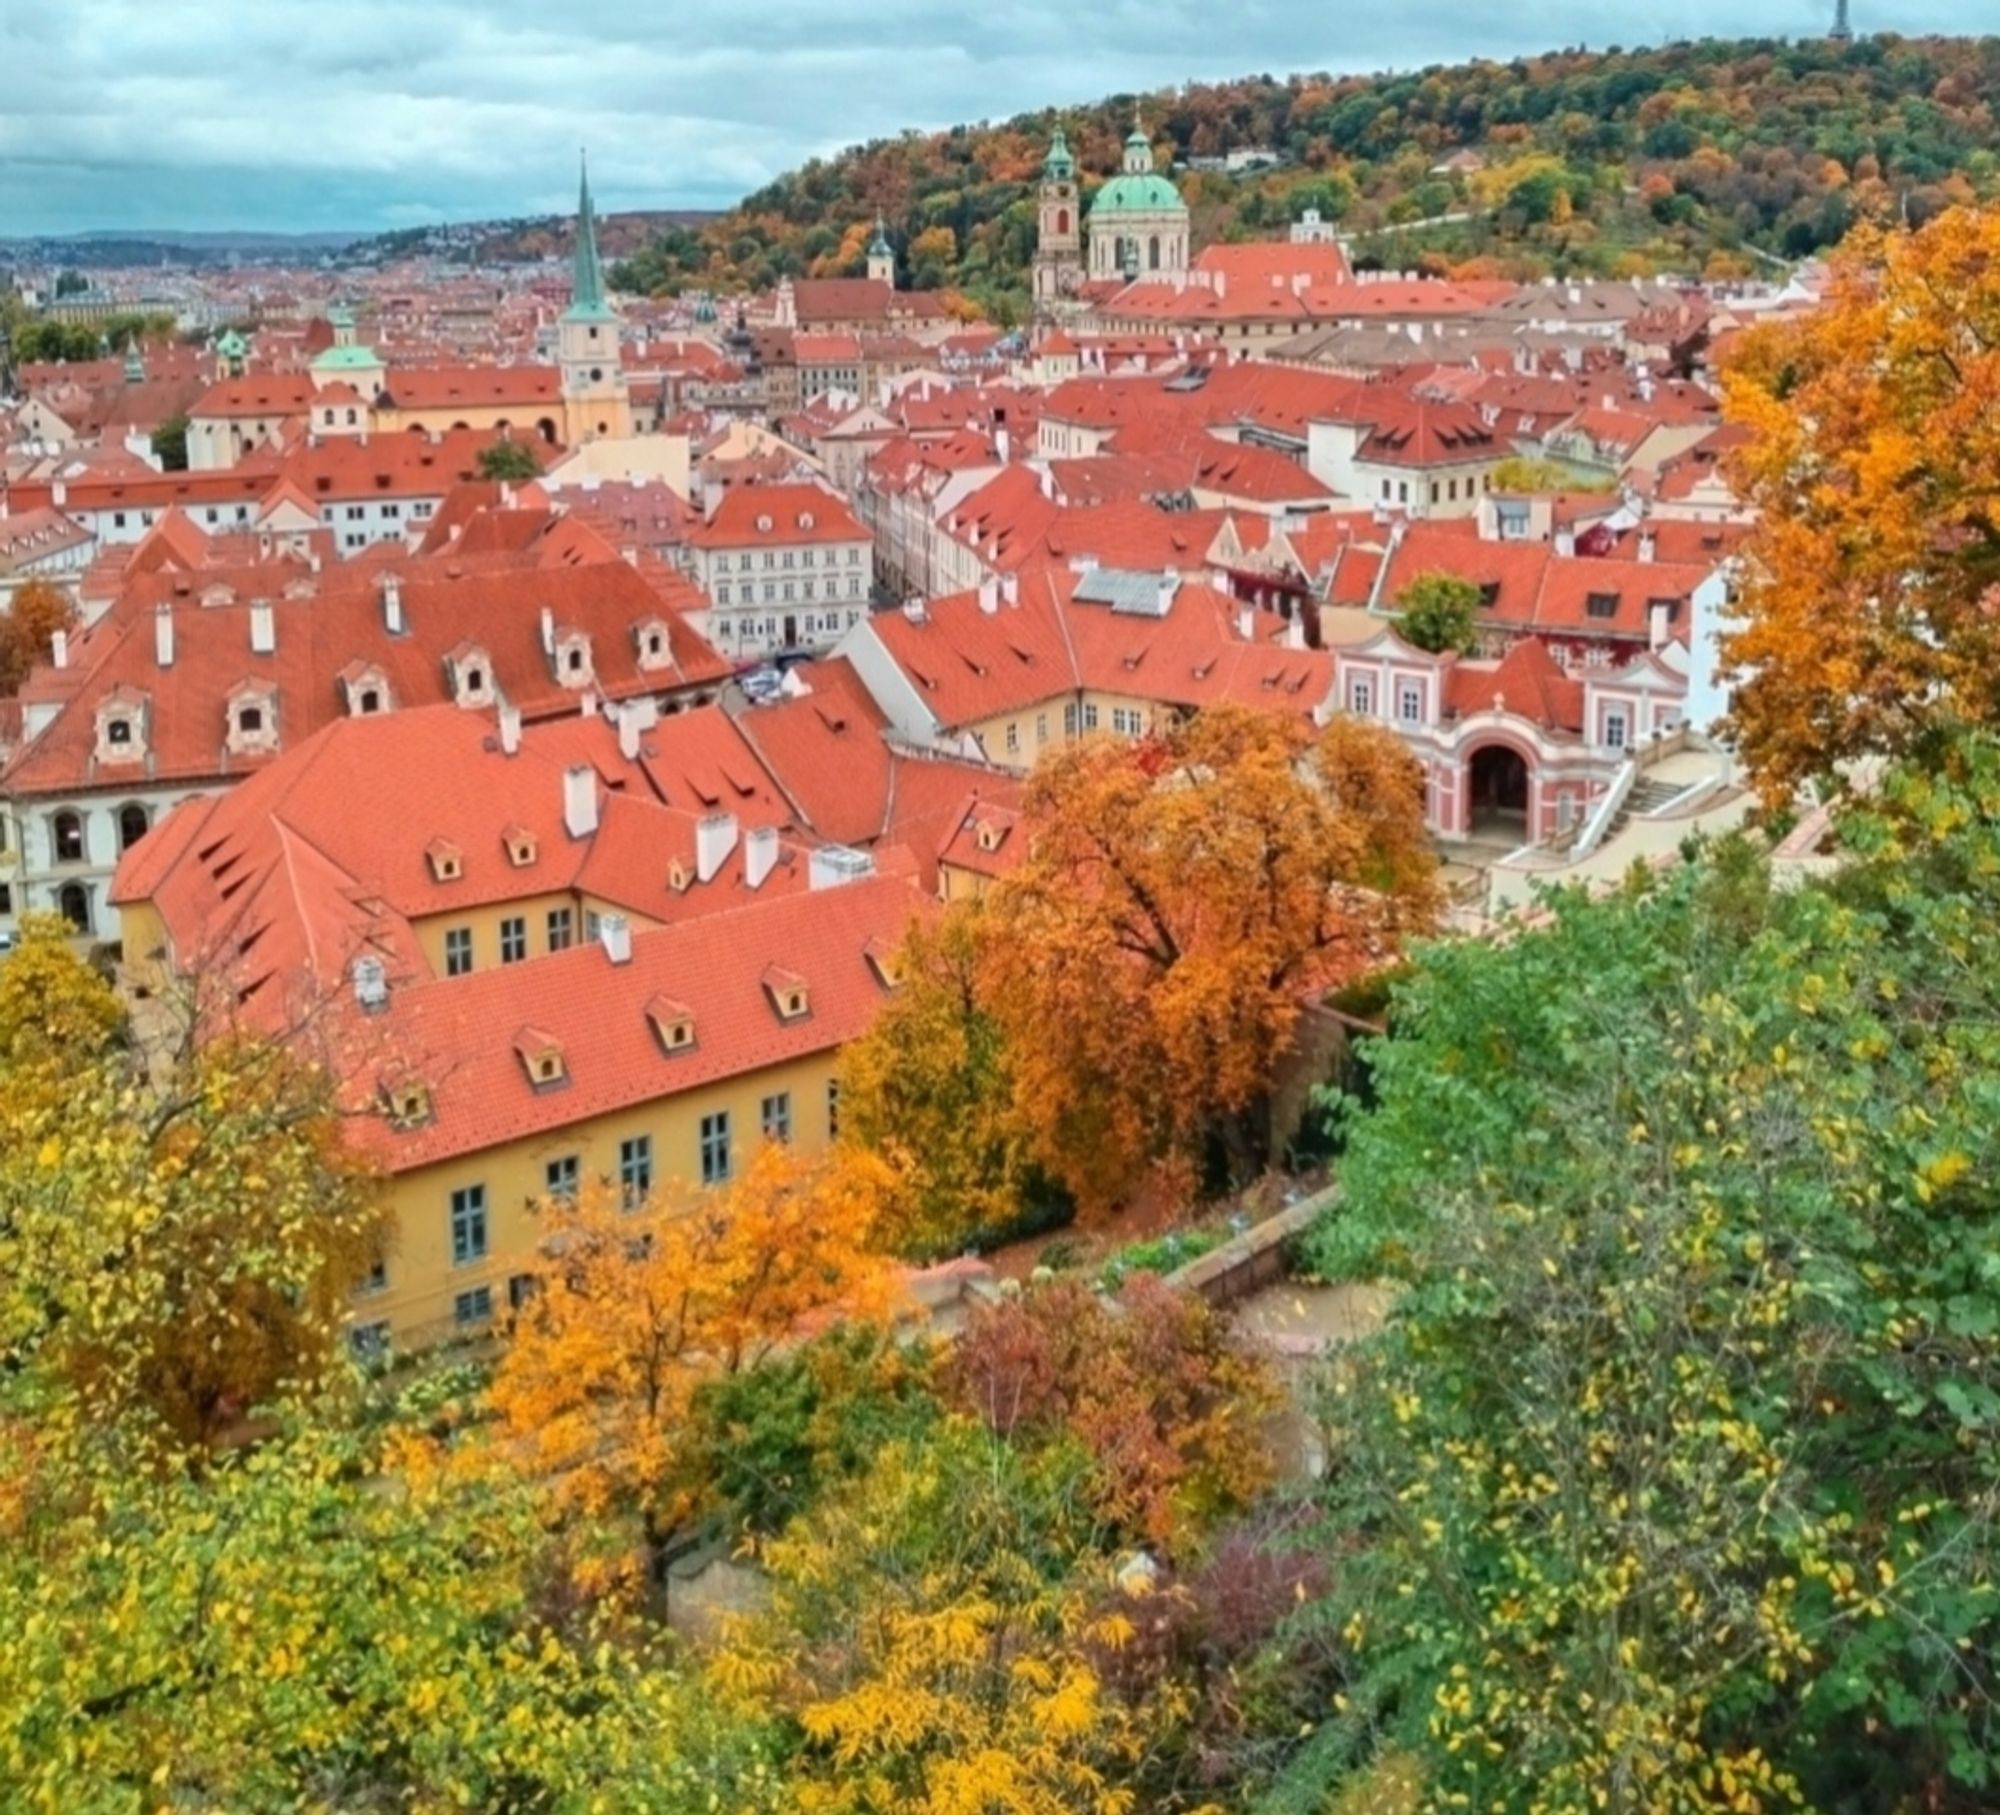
[
  {"left": 487, "top": 1144, "right": 895, "bottom": 1582},
  {"left": 1722, "top": 205, "right": 2000, "bottom": 801},
  {"left": 984, "top": 705, "right": 1438, "bottom": 1211},
  {"left": 0, "top": 580, "right": 78, "bottom": 698}
]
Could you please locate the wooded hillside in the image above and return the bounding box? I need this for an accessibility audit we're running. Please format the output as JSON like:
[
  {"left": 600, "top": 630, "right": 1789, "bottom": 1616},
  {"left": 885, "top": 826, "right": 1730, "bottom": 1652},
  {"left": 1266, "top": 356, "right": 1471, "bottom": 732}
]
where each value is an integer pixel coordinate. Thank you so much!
[{"left": 611, "top": 35, "right": 2000, "bottom": 321}]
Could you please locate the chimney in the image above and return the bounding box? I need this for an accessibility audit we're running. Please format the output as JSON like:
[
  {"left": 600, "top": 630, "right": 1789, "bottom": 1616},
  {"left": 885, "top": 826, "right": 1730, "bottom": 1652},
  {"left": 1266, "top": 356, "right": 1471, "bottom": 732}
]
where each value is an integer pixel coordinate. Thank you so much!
[
  {"left": 1649, "top": 599, "right": 1672, "bottom": 650},
  {"left": 380, "top": 573, "right": 404, "bottom": 634},
  {"left": 696, "top": 812, "right": 739, "bottom": 883},
  {"left": 1000, "top": 573, "right": 1019, "bottom": 606},
  {"left": 995, "top": 426, "right": 1010, "bottom": 464},
  {"left": 563, "top": 765, "right": 598, "bottom": 839},
  {"left": 901, "top": 597, "right": 927, "bottom": 624},
  {"left": 498, "top": 700, "right": 521, "bottom": 755},
  {"left": 1157, "top": 572, "right": 1178, "bottom": 615},
  {"left": 809, "top": 845, "right": 876, "bottom": 890},
  {"left": 744, "top": 823, "right": 779, "bottom": 890},
  {"left": 1237, "top": 604, "right": 1255, "bottom": 641},
  {"left": 1554, "top": 528, "right": 1576, "bottom": 558},
  {"left": 977, "top": 577, "right": 999, "bottom": 614},
  {"left": 350, "top": 954, "right": 388, "bottom": 1014},
  {"left": 539, "top": 606, "right": 554, "bottom": 654},
  {"left": 598, "top": 912, "right": 632, "bottom": 964},
  {"left": 1284, "top": 612, "right": 1307, "bottom": 651},
  {"left": 50, "top": 629, "right": 67, "bottom": 669},
  {"left": 52, "top": 479, "right": 66, "bottom": 507},
  {"left": 154, "top": 602, "right": 174, "bottom": 669},
  {"left": 249, "top": 599, "right": 275, "bottom": 654},
  {"left": 618, "top": 709, "right": 642, "bottom": 760},
  {"left": 1638, "top": 530, "right": 1657, "bottom": 564}
]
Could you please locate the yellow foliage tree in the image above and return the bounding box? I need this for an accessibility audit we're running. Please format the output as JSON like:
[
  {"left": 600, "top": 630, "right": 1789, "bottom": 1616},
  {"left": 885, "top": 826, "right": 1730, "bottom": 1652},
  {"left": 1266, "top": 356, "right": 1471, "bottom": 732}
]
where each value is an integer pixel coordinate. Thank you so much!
[
  {"left": 1723, "top": 205, "right": 2000, "bottom": 800},
  {"left": 487, "top": 1144, "right": 895, "bottom": 1579}
]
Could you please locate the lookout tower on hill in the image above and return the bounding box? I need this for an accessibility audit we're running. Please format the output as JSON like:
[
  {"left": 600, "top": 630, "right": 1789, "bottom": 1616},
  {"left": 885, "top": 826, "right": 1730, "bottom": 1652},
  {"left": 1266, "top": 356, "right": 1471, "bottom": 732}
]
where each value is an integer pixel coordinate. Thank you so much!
[{"left": 1830, "top": 0, "right": 1853, "bottom": 42}]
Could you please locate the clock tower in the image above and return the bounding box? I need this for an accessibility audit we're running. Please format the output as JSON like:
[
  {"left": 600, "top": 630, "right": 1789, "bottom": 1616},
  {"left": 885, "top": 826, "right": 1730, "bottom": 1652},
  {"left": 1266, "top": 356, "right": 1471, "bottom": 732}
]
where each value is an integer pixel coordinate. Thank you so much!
[{"left": 1031, "top": 127, "right": 1083, "bottom": 312}]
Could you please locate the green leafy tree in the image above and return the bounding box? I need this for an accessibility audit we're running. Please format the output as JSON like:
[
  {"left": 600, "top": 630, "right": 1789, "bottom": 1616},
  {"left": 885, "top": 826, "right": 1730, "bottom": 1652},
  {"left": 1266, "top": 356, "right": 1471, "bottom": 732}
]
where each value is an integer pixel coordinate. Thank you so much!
[
  {"left": 475, "top": 439, "right": 542, "bottom": 482},
  {"left": 1301, "top": 740, "right": 2000, "bottom": 1812},
  {"left": 151, "top": 410, "right": 190, "bottom": 472},
  {"left": 1391, "top": 571, "right": 1483, "bottom": 654}
]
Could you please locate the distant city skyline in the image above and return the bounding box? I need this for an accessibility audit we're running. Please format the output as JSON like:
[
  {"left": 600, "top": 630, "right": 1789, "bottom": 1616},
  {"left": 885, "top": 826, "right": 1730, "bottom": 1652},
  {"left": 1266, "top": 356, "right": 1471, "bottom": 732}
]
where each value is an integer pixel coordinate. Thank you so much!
[{"left": 0, "top": 0, "right": 1983, "bottom": 235}]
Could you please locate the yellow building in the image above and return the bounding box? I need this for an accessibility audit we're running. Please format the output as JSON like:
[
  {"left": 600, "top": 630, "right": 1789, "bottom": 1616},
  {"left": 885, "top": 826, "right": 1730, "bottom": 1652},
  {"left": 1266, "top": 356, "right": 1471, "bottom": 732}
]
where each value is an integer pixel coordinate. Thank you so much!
[{"left": 111, "top": 701, "right": 923, "bottom": 1353}]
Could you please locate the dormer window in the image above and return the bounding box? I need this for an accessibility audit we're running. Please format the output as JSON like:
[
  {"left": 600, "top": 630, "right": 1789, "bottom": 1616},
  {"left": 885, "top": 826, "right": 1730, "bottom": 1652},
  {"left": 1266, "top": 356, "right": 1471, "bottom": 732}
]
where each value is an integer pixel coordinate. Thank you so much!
[
  {"left": 798, "top": 511, "right": 815, "bottom": 531},
  {"left": 382, "top": 1078, "right": 433, "bottom": 1129},
  {"left": 1584, "top": 592, "right": 1620, "bottom": 621},
  {"left": 107, "top": 719, "right": 132, "bottom": 746},
  {"left": 646, "top": 993, "right": 695, "bottom": 1053},
  {"left": 864, "top": 936, "right": 902, "bottom": 990},
  {"left": 975, "top": 819, "right": 1007, "bottom": 854},
  {"left": 226, "top": 684, "right": 280, "bottom": 756},
  {"left": 763, "top": 964, "right": 809, "bottom": 1022},
  {"left": 359, "top": 688, "right": 382, "bottom": 714},
  {"left": 340, "top": 663, "right": 392, "bottom": 717},
  {"left": 668, "top": 857, "right": 690, "bottom": 893},
  {"left": 448, "top": 644, "right": 494, "bottom": 708},
  {"left": 426, "top": 838, "right": 463, "bottom": 883},
  {"left": 756, "top": 513, "right": 773, "bottom": 533},
  {"left": 512, "top": 1027, "right": 567, "bottom": 1090},
  {"left": 503, "top": 825, "right": 537, "bottom": 868},
  {"left": 552, "top": 630, "right": 594, "bottom": 690},
  {"left": 633, "top": 619, "right": 672, "bottom": 672}
]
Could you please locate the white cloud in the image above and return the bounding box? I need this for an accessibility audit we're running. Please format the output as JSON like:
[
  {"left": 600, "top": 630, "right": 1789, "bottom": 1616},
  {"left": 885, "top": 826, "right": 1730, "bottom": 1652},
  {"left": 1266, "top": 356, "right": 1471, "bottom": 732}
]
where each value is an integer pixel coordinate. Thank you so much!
[{"left": 0, "top": 0, "right": 1983, "bottom": 232}]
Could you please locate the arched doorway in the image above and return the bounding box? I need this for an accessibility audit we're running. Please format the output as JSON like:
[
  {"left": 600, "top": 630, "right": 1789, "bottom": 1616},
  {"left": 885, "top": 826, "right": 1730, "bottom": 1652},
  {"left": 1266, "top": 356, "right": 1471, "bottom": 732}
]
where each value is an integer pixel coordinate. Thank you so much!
[
  {"left": 537, "top": 418, "right": 558, "bottom": 444},
  {"left": 1468, "top": 743, "right": 1530, "bottom": 835},
  {"left": 57, "top": 882, "right": 91, "bottom": 935}
]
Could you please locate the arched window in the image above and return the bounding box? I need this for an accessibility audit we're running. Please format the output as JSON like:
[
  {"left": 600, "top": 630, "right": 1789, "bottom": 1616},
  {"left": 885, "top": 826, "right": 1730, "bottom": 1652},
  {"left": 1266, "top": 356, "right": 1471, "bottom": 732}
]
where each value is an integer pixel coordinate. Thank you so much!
[
  {"left": 57, "top": 882, "right": 90, "bottom": 934},
  {"left": 1056, "top": 207, "right": 1070, "bottom": 236},
  {"left": 51, "top": 812, "right": 85, "bottom": 865},
  {"left": 118, "top": 804, "right": 149, "bottom": 851},
  {"left": 537, "top": 418, "right": 558, "bottom": 444},
  {"left": 1149, "top": 235, "right": 1161, "bottom": 270}
]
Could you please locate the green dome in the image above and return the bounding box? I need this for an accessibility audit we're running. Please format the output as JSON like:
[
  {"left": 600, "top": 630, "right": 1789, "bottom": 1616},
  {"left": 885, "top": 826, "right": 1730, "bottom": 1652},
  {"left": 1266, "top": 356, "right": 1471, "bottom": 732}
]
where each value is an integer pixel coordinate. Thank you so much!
[
  {"left": 311, "top": 343, "right": 384, "bottom": 372},
  {"left": 1088, "top": 172, "right": 1185, "bottom": 216}
]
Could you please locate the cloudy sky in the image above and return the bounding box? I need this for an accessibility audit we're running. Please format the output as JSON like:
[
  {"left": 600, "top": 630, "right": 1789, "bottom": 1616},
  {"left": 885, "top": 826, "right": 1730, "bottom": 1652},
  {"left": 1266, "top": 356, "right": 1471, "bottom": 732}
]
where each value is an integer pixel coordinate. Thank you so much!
[{"left": 0, "top": 0, "right": 1983, "bottom": 235}]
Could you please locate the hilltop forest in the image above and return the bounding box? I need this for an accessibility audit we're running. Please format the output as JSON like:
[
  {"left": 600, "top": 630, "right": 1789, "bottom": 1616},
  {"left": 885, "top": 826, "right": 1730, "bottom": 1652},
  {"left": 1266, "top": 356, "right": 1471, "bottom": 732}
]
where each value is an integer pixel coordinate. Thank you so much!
[{"left": 609, "top": 34, "right": 2000, "bottom": 321}]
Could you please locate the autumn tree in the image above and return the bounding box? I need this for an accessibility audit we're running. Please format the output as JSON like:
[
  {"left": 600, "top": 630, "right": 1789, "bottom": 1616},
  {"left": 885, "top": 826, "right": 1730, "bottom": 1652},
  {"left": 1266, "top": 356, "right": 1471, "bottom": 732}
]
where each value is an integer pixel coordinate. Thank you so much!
[
  {"left": 985, "top": 705, "right": 1438, "bottom": 1209},
  {"left": 487, "top": 1144, "right": 894, "bottom": 1583},
  {"left": 945, "top": 1276, "right": 1279, "bottom": 1553},
  {"left": 1723, "top": 205, "right": 2000, "bottom": 801},
  {"left": 0, "top": 1411, "right": 784, "bottom": 1810},
  {"left": 837, "top": 904, "right": 1054, "bottom": 1256},
  {"left": 0, "top": 919, "right": 386, "bottom": 1449},
  {"left": 1300, "top": 737, "right": 2000, "bottom": 1811},
  {"left": 0, "top": 579, "right": 78, "bottom": 698},
  {"left": 1391, "top": 570, "right": 1483, "bottom": 654},
  {"left": 715, "top": 1417, "right": 1190, "bottom": 1815}
]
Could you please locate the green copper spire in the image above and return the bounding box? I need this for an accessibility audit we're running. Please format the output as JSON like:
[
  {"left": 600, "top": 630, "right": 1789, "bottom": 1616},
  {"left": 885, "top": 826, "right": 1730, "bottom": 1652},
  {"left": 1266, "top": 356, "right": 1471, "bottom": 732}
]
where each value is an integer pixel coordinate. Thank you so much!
[
  {"left": 868, "top": 213, "right": 893, "bottom": 258},
  {"left": 565, "top": 151, "right": 615, "bottom": 323},
  {"left": 1044, "top": 126, "right": 1075, "bottom": 182}
]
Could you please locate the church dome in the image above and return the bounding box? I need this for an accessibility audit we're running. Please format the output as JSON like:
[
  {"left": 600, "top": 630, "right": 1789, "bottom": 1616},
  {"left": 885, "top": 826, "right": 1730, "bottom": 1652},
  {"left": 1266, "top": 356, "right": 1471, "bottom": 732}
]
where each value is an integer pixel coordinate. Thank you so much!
[{"left": 1088, "top": 171, "right": 1185, "bottom": 216}]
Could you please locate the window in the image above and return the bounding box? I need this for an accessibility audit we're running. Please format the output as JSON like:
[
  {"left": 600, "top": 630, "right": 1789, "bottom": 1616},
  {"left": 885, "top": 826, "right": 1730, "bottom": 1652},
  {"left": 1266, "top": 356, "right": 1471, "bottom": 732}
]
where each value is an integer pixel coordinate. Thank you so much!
[
  {"left": 1349, "top": 678, "right": 1373, "bottom": 716},
  {"left": 1585, "top": 592, "right": 1620, "bottom": 621},
  {"left": 116, "top": 804, "right": 148, "bottom": 850},
  {"left": 106, "top": 718, "right": 132, "bottom": 747},
  {"left": 547, "top": 907, "right": 574, "bottom": 952},
  {"left": 500, "top": 916, "right": 526, "bottom": 964},
  {"left": 454, "top": 1286, "right": 493, "bottom": 1328},
  {"left": 619, "top": 1134, "right": 653, "bottom": 1207},
  {"left": 449, "top": 1184, "right": 488, "bottom": 1265},
  {"left": 507, "top": 1273, "right": 540, "bottom": 1312},
  {"left": 1064, "top": 702, "right": 1078, "bottom": 736},
  {"left": 827, "top": 1079, "right": 841, "bottom": 1140},
  {"left": 444, "top": 927, "right": 473, "bottom": 976},
  {"left": 543, "top": 1154, "right": 579, "bottom": 1202},
  {"left": 349, "top": 1320, "right": 391, "bottom": 1362},
  {"left": 1604, "top": 709, "right": 1629, "bottom": 751},
  {"left": 1036, "top": 712, "right": 1048, "bottom": 744},
  {"left": 1082, "top": 703, "right": 1099, "bottom": 731},
  {"left": 1112, "top": 706, "right": 1142, "bottom": 736},
  {"left": 51, "top": 812, "right": 85, "bottom": 865},
  {"left": 237, "top": 705, "right": 263, "bottom": 735},
  {"left": 1398, "top": 683, "right": 1422, "bottom": 724},
  {"left": 1005, "top": 722, "right": 1019, "bottom": 753},
  {"left": 699, "top": 1111, "right": 731, "bottom": 1184},
  {"left": 357, "top": 1254, "right": 389, "bottom": 1296},
  {"left": 761, "top": 1091, "right": 792, "bottom": 1143}
]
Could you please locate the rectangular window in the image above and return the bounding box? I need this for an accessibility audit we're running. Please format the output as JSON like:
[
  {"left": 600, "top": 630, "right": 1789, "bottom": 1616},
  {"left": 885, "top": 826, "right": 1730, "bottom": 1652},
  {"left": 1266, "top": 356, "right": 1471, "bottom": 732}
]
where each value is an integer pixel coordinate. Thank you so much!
[
  {"left": 500, "top": 916, "right": 526, "bottom": 964},
  {"left": 356, "top": 1254, "right": 389, "bottom": 1297},
  {"left": 348, "top": 1320, "right": 391, "bottom": 1362},
  {"left": 508, "top": 1273, "right": 540, "bottom": 1311},
  {"left": 1349, "top": 678, "right": 1373, "bottom": 716},
  {"left": 827, "top": 1079, "right": 841, "bottom": 1140},
  {"left": 1005, "top": 722, "right": 1019, "bottom": 752},
  {"left": 699, "top": 1110, "right": 731, "bottom": 1184},
  {"left": 1063, "top": 702, "right": 1078, "bottom": 736},
  {"left": 547, "top": 907, "right": 574, "bottom": 952},
  {"left": 1082, "top": 703, "right": 1099, "bottom": 731},
  {"left": 454, "top": 1286, "right": 493, "bottom": 1328},
  {"left": 619, "top": 1134, "right": 653, "bottom": 1207},
  {"left": 444, "top": 927, "right": 473, "bottom": 976},
  {"left": 1398, "top": 683, "right": 1422, "bottom": 724},
  {"left": 1604, "top": 710, "right": 1629, "bottom": 751},
  {"left": 761, "top": 1091, "right": 792, "bottom": 1143},
  {"left": 1036, "top": 712, "right": 1048, "bottom": 743},
  {"left": 449, "top": 1184, "right": 488, "bottom": 1265},
  {"left": 544, "top": 1154, "right": 579, "bottom": 1201}
]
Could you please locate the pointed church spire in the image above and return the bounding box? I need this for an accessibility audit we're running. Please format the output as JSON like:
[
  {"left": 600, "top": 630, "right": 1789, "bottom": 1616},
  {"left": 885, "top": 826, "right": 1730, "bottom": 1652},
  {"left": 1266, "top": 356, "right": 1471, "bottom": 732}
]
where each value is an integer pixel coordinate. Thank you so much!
[{"left": 566, "top": 150, "right": 613, "bottom": 321}]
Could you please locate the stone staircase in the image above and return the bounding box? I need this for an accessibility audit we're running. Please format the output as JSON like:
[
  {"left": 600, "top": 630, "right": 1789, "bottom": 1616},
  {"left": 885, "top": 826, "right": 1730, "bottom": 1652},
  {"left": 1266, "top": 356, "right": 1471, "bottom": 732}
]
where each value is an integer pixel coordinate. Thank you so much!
[{"left": 1627, "top": 776, "right": 1689, "bottom": 816}]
